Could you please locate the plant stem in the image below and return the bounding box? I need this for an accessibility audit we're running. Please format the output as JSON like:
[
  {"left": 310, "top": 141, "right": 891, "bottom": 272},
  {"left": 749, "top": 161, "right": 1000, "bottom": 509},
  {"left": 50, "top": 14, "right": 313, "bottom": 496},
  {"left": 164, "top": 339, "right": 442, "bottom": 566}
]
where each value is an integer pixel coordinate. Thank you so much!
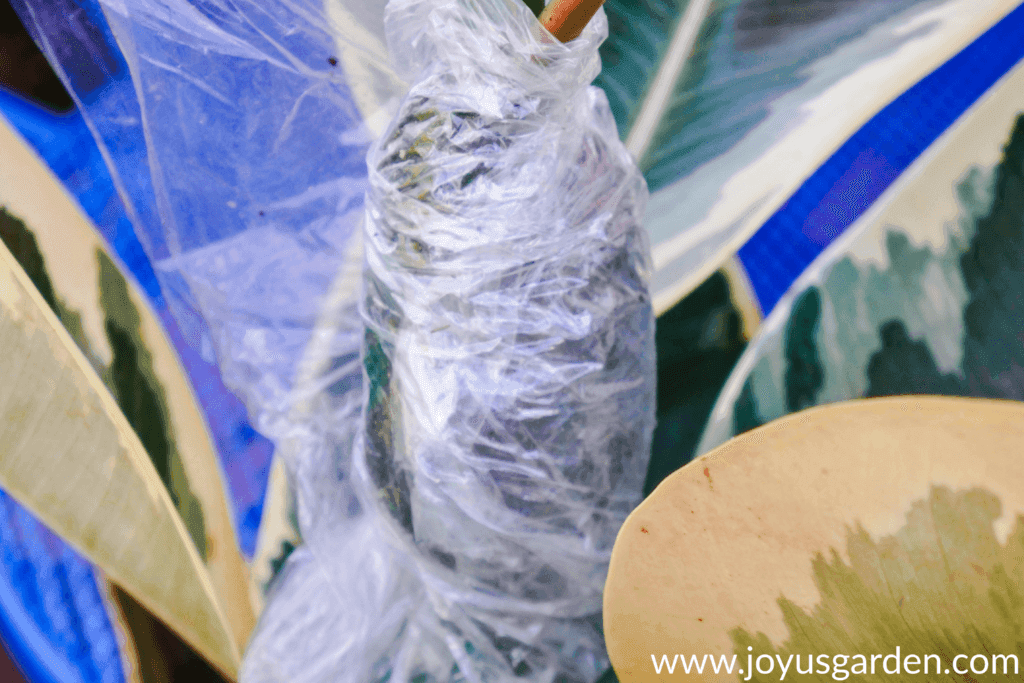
[{"left": 538, "top": 0, "right": 605, "bottom": 42}]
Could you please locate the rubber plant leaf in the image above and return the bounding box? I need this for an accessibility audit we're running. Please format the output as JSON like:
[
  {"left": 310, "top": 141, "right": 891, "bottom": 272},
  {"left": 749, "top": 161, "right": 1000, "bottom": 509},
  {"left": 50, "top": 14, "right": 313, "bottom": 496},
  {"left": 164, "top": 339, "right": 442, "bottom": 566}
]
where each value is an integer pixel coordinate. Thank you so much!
[
  {"left": 0, "top": 114, "right": 249, "bottom": 679},
  {"left": 595, "top": 0, "right": 1019, "bottom": 313}
]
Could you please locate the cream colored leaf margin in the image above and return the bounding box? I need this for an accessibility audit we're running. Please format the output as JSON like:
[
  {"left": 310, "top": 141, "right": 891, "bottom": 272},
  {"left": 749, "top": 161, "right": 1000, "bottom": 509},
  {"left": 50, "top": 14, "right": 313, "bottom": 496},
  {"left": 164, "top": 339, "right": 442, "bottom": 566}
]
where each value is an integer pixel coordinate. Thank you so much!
[
  {"left": 0, "top": 115, "right": 250, "bottom": 678},
  {"left": 647, "top": 0, "right": 1018, "bottom": 316},
  {"left": 0, "top": 216, "right": 240, "bottom": 678}
]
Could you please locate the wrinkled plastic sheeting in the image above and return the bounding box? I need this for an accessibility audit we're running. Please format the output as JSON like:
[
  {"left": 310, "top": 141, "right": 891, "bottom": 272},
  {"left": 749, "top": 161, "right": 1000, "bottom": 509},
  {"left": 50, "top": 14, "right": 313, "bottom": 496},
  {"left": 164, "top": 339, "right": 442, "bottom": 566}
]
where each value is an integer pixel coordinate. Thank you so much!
[
  {"left": 10, "top": 0, "right": 406, "bottom": 669},
  {"left": 12, "top": 0, "right": 404, "bottom": 446},
  {"left": 248, "top": 0, "right": 656, "bottom": 681},
  {"left": 14, "top": 0, "right": 656, "bottom": 679}
]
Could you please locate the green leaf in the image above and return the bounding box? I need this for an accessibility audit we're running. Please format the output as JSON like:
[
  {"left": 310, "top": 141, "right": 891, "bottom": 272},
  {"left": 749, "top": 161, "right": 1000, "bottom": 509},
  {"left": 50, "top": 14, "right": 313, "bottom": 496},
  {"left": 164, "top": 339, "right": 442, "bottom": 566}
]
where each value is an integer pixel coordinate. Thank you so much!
[
  {"left": 600, "top": 0, "right": 953, "bottom": 178},
  {"left": 0, "top": 112, "right": 258, "bottom": 676},
  {"left": 594, "top": 0, "right": 1016, "bottom": 312}
]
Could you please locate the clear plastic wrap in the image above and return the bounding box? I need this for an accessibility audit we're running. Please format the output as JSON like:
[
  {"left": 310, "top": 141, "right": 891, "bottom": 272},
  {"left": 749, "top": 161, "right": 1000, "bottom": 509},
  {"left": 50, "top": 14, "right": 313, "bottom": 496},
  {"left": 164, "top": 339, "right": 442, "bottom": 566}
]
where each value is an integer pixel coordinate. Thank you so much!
[
  {"left": 246, "top": 1, "right": 655, "bottom": 681},
  {"left": 356, "top": 0, "right": 656, "bottom": 679},
  {"left": 12, "top": 0, "right": 403, "bottom": 444},
  {"left": 14, "top": 0, "right": 656, "bottom": 678},
  {"left": 12, "top": 0, "right": 403, "bottom": 558}
]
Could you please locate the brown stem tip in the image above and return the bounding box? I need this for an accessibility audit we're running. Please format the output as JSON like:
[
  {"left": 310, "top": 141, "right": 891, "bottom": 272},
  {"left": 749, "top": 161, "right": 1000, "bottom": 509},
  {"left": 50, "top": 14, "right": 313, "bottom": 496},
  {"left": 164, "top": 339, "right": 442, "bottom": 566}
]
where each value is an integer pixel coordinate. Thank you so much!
[{"left": 538, "top": 0, "right": 606, "bottom": 43}]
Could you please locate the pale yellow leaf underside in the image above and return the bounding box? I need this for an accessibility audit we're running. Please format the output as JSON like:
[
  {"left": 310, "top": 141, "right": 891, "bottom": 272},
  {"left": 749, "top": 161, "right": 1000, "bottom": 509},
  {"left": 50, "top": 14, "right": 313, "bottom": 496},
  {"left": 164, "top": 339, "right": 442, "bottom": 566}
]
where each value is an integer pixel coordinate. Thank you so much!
[{"left": 605, "top": 396, "right": 1024, "bottom": 682}]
